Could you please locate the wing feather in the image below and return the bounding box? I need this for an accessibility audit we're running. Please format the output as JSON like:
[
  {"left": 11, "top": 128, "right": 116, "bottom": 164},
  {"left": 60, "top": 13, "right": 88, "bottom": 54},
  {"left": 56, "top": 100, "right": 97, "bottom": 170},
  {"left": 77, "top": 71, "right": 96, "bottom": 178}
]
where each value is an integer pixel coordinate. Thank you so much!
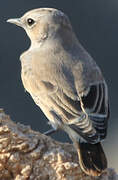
[
  {"left": 52, "top": 82, "right": 109, "bottom": 143},
  {"left": 77, "top": 82, "right": 109, "bottom": 141}
]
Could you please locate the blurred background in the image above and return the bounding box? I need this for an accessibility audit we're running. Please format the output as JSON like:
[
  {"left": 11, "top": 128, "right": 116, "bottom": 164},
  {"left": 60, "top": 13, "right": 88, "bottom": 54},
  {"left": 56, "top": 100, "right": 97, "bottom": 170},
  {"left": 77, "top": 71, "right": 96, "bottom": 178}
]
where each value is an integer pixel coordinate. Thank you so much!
[{"left": 0, "top": 0, "right": 118, "bottom": 172}]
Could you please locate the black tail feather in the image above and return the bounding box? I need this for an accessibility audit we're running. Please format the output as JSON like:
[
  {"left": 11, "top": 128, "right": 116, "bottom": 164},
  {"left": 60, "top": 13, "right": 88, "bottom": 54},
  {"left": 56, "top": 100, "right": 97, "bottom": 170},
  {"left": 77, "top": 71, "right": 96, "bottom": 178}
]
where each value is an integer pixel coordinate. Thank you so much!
[{"left": 76, "top": 141, "right": 107, "bottom": 176}]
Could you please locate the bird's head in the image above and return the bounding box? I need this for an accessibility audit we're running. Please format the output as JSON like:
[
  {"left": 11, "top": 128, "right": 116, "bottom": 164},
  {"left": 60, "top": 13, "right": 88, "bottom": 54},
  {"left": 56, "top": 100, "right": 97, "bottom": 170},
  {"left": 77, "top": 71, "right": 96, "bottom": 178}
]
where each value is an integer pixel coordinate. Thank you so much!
[{"left": 7, "top": 8, "right": 73, "bottom": 45}]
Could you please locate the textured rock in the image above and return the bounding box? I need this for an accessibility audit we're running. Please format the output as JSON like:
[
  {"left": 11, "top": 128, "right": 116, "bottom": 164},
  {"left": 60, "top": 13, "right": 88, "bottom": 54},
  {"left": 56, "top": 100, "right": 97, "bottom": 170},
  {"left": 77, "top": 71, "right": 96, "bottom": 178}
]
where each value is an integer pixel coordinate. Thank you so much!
[{"left": 0, "top": 109, "right": 117, "bottom": 180}]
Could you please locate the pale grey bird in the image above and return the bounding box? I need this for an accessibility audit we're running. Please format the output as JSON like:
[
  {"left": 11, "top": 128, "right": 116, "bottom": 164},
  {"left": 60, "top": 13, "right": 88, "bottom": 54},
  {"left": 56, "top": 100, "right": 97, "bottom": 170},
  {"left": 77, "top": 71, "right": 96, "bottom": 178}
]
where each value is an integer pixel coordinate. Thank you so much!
[{"left": 7, "top": 8, "right": 109, "bottom": 176}]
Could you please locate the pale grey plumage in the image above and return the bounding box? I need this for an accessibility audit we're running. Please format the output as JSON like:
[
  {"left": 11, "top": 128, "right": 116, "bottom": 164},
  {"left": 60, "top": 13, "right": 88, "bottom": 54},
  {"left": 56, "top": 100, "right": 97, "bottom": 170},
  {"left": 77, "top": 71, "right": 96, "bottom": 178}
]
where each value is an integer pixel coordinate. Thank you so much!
[{"left": 7, "top": 8, "right": 109, "bottom": 176}]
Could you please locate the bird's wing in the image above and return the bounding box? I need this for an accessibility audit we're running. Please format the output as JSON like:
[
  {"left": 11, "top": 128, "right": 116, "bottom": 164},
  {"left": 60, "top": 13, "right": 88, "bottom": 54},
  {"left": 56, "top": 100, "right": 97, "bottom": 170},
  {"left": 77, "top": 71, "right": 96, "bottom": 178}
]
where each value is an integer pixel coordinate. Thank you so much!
[
  {"left": 47, "top": 79, "right": 109, "bottom": 143},
  {"left": 47, "top": 61, "right": 109, "bottom": 144},
  {"left": 68, "top": 82, "right": 109, "bottom": 143}
]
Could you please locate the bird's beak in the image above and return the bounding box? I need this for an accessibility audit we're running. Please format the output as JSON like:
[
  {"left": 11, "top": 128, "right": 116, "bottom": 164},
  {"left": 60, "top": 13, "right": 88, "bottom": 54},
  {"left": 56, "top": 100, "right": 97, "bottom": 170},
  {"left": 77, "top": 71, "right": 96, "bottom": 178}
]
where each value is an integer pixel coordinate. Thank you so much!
[{"left": 7, "top": 18, "right": 23, "bottom": 27}]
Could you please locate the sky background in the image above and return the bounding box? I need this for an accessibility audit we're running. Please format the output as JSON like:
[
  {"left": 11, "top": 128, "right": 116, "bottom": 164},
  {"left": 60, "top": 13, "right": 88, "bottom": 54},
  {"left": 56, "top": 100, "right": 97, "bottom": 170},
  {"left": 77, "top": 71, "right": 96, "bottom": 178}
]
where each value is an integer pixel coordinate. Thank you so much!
[{"left": 0, "top": 0, "right": 118, "bottom": 172}]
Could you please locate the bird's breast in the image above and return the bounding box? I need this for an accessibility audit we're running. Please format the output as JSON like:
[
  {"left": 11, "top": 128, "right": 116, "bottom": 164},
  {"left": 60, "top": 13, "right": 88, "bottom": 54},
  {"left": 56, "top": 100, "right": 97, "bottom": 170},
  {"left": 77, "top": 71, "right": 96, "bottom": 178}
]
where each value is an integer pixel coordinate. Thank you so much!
[{"left": 21, "top": 61, "right": 35, "bottom": 94}]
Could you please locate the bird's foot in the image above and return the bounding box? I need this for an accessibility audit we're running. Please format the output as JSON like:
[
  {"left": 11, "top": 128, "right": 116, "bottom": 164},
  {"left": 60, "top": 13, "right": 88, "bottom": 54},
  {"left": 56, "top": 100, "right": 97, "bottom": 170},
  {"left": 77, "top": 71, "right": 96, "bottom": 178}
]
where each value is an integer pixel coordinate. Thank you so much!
[{"left": 44, "top": 128, "right": 58, "bottom": 135}]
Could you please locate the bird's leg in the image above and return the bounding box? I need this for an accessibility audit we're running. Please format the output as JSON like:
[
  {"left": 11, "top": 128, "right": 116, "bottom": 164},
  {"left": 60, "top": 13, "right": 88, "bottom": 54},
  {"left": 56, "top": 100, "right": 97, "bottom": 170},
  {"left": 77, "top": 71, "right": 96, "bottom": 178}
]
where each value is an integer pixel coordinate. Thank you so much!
[
  {"left": 44, "top": 128, "right": 58, "bottom": 135},
  {"left": 44, "top": 117, "right": 60, "bottom": 135}
]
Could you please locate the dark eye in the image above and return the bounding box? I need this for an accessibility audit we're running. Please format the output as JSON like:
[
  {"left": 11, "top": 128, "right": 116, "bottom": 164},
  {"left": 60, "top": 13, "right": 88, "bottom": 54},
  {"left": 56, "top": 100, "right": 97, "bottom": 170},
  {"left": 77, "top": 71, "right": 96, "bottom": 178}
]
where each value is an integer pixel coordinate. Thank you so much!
[{"left": 27, "top": 18, "right": 35, "bottom": 26}]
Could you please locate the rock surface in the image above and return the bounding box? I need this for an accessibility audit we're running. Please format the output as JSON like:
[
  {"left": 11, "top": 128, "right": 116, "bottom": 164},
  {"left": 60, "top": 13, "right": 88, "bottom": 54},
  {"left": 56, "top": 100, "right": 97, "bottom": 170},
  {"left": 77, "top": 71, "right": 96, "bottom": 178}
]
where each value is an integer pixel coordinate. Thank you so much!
[{"left": 0, "top": 109, "right": 117, "bottom": 180}]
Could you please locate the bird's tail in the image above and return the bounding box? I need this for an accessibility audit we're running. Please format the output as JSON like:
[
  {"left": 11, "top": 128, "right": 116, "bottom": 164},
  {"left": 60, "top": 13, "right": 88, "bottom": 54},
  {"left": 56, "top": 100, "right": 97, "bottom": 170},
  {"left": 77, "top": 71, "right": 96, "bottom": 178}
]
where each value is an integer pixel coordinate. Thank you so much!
[{"left": 75, "top": 140, "right": 107, "bottom": 176}]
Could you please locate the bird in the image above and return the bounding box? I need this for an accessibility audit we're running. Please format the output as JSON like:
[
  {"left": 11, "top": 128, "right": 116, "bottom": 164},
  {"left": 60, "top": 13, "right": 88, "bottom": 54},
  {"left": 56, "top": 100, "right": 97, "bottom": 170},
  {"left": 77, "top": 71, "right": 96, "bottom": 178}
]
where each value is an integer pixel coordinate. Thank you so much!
[{"left": 7, "top": 8, "right": 109, "bottom": 176}]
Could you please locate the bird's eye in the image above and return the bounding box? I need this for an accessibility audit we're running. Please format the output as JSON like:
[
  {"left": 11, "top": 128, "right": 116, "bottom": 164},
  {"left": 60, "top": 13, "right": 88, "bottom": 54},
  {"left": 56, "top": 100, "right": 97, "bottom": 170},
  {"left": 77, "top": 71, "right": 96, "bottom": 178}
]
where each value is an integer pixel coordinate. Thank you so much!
[{"left": 27, "top": 18, "right": 35, "bottom": 26}]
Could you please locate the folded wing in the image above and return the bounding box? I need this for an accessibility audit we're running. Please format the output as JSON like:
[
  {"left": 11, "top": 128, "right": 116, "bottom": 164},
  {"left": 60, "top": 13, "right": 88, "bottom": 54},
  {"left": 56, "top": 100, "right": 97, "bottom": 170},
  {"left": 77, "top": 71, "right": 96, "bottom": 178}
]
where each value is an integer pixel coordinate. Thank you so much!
[{"left": 68, "top": 82, "right": 109, "bottom": 143}]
